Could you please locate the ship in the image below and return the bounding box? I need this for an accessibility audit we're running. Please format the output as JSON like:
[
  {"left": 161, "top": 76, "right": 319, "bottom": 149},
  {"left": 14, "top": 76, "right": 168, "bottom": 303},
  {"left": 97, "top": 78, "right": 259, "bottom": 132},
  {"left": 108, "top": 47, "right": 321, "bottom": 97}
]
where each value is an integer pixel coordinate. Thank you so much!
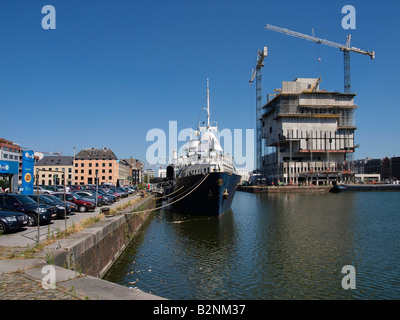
[{"left": 165, "top": 79, "right": 241, "bottom": 216}]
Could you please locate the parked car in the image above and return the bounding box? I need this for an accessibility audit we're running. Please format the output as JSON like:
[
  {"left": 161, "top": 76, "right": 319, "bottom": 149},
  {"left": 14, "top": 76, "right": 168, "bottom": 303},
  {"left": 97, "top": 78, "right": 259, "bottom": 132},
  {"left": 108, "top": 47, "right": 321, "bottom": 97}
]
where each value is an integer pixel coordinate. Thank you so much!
[
  {"left": 52, "top": 192, "right": 96, "bottom": 213},
  {"left": 33, "top": 185, "right": 54, "bottom": 195},
  {"left": 71, "top": 190, "right": 104, "bottom": 206},
  {"left": 42, "top": 185, "right": 58, "bottom": 192},
  {"left": 122, "top": 187, "right": 133, "bottom": 194},
  {"left": 100, "top": 187, "right": 121, "bottom": 200},
  {"left": 68, "top": 185, "right": 81, "bottom": 191},
  {"left": 115, "top": 187, "right": 129, "bottom": 197},
  {"left": 0, "top": 209, "right": 28, "bottom": 233},
  {"left": 27, "top": 195, "right": 72, "bottom": 219},
  {"left": 85, "top": 189, "right": 115, "bottom": 204},
  {"left": 96, "top": 188, "right": 116, "bottom": 202},
  {"left": 0, "top": 194, "right": 57, "bottom": 226},
  {"left": 42, "top": 194, "right": 78, "bottom": 212}
]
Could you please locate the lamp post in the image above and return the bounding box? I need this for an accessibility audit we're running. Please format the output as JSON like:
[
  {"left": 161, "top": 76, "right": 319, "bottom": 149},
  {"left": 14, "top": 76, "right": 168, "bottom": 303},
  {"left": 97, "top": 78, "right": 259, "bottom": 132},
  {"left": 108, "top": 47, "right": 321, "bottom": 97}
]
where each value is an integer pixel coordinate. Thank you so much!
[
  {"left": 36, "top": 168, "right": 40, "bottom": 246},
  {"left": 63, "top": 168, "right": 67, "bottom": 231},
  {"left": 95, "top": 169, "right": 98, "bottom": 208}
]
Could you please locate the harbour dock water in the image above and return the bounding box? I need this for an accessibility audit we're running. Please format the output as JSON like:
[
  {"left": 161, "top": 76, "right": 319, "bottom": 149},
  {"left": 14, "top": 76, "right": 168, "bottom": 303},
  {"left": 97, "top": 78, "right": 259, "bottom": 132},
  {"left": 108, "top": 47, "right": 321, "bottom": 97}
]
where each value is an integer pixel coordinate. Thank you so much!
[
  {"left": 238, "top": 184, "right": 400, "bottom": 193},
  {"left": 237, "top": 185, "right": 331, "bottom": 193},
  {"left": 341, "top": 184, "right": 400, "bottom": 191},
  {"left": 103, "top": 190, "right": 400, "bottom": 299}
]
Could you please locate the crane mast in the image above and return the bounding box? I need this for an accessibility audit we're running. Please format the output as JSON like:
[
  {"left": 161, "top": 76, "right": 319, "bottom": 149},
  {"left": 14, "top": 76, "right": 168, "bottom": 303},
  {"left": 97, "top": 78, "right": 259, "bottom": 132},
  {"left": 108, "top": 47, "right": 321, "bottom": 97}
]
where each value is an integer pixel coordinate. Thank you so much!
[
  {"left": 265, "top": 24, "right": 375, "bottom": 93},
  {"left": 249, "top": 47, "right": 268, "bottom": 172}
]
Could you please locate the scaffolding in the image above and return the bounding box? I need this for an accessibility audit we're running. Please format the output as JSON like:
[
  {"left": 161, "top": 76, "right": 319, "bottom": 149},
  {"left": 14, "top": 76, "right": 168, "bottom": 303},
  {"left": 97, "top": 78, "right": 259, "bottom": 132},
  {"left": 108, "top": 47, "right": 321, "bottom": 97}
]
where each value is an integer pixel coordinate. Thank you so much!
[{"left": 262, "top": 79, "right": 357, "bottom": 185}]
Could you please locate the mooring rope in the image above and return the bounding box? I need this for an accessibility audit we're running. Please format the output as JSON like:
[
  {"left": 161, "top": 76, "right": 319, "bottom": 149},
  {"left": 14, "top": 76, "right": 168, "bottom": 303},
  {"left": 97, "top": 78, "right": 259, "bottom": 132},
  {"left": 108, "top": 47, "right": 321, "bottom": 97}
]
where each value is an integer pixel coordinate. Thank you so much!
[
  {"left": 164, "top": 173, "right": 210, "bottom": 201},
  {"left": 154, "top": 185, "right": 184, "bottom": 199},
  {"left": 118, "top": 173, "right": 210, "bottom": 214}
]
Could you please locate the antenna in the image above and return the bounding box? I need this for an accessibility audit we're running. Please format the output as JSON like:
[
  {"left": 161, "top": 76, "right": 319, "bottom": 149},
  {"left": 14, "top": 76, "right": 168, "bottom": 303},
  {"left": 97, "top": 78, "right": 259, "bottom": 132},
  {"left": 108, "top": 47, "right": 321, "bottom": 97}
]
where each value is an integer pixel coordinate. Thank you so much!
[{"left": 206, "top": 78, "right": 210, "bottom": 129}]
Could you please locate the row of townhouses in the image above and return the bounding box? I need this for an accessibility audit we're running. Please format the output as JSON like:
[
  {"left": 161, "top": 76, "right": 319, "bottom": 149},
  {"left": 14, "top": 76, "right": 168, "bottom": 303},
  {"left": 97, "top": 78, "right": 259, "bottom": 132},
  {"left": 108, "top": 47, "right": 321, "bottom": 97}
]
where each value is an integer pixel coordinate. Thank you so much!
[{"left": 1, "top": 139, "right": 143, "bottom": 191}]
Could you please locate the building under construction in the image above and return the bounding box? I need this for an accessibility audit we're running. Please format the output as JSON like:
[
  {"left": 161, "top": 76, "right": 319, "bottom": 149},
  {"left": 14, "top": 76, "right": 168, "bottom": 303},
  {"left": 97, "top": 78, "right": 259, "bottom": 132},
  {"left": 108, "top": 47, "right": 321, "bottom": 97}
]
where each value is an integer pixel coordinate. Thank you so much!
[{"left": 261, "top": 77, "right": 356, "bottom": 185}]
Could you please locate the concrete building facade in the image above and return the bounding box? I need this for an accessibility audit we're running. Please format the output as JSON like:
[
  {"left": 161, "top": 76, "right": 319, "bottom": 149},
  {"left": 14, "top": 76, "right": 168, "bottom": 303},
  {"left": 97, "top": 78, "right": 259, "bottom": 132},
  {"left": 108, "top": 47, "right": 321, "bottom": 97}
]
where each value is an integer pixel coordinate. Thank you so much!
[
  {"left": 0, "top": 138, "right": 21, "bottom": 192},
  {"left": 261, "top": 78, "right": 356, "bottom": 185},
  {"left": 352, "top": 156, "right": 400, "bottom": 182},
  {"left": 122, "top": 158, "right": 143, "bottom": 185},
  {"left": 118, "top": 159, "right": 132, "bottom": 186}
]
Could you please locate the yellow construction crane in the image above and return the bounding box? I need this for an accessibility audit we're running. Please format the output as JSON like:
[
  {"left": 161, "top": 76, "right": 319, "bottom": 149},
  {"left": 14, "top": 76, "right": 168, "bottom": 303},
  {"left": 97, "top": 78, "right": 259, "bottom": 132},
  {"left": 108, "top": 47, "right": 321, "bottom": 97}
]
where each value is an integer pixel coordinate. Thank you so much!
[{"left": 309, "top": 76, "right": 322, "bottom": 92}]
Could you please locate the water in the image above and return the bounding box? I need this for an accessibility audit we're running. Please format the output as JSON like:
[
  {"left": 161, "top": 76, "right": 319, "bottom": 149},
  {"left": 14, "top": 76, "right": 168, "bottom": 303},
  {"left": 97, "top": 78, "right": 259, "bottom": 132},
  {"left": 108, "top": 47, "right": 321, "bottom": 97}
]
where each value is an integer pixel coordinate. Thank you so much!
[{"left": 103, "top": 191, "right": 400, "bottom": 299}]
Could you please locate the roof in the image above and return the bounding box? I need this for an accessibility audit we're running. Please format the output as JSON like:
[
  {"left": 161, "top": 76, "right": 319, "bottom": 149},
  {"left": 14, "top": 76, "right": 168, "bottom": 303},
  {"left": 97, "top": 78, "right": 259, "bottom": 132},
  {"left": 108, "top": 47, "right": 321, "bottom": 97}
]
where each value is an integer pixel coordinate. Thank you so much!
[
  {"left": 263, "top": 90, "right": 356, "bottom": 110},
  {"left": 75, "top": 147, "right": 118, "bottom": 160},
  {"left": 35, "top": 156, "right": 73, "bottom": 166}
]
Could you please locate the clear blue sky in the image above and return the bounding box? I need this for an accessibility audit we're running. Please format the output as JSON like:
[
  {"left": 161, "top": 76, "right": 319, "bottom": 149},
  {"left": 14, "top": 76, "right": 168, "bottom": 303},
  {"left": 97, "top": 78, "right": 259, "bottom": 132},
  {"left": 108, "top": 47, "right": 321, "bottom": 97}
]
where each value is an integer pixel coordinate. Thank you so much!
[{"left": 1, "top": 0, "right": 399, "bottom": 171}]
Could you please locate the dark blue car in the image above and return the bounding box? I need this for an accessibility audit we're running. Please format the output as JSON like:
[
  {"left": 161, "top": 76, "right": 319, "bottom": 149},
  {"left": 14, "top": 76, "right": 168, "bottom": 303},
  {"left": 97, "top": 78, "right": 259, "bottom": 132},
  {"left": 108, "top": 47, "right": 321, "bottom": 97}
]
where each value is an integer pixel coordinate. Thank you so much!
[
  {"left": 0, "top": 209, "right": 28, "bottom": 233},
  {"left": 0, "top": 194, "right": 57, "bottom": 226}
]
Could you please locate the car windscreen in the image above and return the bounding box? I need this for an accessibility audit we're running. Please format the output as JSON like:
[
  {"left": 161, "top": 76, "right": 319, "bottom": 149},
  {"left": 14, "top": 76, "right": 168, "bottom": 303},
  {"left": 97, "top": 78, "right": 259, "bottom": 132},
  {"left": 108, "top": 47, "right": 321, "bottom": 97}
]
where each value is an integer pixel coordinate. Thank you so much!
[
  {"left": 42, "top": 195, "right": 59, "bottom": 202},
  {"left": 41, "top": 195, "right": 57, "bottom": 203},
  {"left": 17, "top": 195, "right": 38, "bottom": 205}
]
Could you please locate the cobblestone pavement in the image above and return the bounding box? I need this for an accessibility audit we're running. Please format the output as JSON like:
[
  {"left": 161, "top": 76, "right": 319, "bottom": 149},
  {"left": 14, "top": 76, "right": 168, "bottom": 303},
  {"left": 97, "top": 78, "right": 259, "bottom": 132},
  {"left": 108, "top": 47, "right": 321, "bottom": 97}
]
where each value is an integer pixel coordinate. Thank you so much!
[{"left": 0, "top": 271, "right": 81, "bottom": 300}]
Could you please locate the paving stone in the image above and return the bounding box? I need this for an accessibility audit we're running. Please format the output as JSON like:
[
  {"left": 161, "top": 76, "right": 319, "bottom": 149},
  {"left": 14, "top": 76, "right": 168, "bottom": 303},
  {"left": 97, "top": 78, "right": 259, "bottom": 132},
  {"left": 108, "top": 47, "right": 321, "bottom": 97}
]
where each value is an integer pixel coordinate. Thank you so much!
[{"left": 0, "top": 271, "right": 81, "bottom": 300}]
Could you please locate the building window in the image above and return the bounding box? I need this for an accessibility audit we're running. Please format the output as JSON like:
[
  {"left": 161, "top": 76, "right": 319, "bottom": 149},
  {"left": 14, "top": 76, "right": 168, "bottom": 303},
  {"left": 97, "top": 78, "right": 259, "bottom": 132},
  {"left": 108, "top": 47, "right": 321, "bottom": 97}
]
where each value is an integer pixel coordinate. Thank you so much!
[
  {"left": 81, "top": 163, "right": 84, "bottom": 167},
  {"left": 109, "top": 176, "right": 112, "bottom": 180},
  {"left": 109, "top": 169, "right": 112, "bottom": 173},
  {"left": 81, "top": 170, "right": 84, "bottom": 173},
  {"left": 89, "top": 169, "right": 92, "bottom": 175},
  {"left": 75, "top": 163, "right": 78, "bottom": 167},
  {"left": 102, "top": 169, "right": 105, "bottom": 173},
  {"left": 102, "top": 163, "right": 105, "bottom": 167},
  {"left": 89, "top": 163, "right": 92, "bottom": 167},
  {"left": 75, "top": 170, "right": 78, "bottom": 174},
  {"left": 95, "top": 163, "right": 99, "bottom": 167},
  {"left": 109, "top": 163, "right": 112, "bottom": 167},
  {"left": 102, "top": 176, "right": 105, "bottom": 180}
]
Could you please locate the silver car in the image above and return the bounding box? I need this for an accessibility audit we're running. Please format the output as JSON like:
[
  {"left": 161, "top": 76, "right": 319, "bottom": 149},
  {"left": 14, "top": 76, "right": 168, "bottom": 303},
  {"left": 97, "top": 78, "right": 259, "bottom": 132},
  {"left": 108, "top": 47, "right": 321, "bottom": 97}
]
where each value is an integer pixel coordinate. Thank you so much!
[{"left": 33, "top": 186, "right": 54, "bottom": 195}]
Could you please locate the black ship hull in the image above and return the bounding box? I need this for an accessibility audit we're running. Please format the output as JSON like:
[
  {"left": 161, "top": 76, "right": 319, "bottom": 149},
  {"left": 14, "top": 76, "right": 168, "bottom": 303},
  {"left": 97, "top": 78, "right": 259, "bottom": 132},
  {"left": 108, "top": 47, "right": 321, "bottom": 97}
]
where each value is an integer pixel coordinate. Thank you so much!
[{"left": 170, "top": 171, "right": 241, "bottom": 216}]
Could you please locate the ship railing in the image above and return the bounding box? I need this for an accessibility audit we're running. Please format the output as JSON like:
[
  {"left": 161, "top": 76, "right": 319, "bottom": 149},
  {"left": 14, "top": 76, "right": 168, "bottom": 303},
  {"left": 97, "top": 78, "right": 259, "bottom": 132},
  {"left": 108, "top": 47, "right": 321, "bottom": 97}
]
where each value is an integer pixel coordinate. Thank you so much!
[{"left": 177, "top": 152, "right": 233, "bottom": 166}]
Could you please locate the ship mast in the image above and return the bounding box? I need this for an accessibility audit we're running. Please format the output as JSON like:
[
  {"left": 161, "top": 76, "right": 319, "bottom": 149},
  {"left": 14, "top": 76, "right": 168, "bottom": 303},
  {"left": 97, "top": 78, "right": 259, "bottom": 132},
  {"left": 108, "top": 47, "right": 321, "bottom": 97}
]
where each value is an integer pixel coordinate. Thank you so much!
[{"left": 206, "top": 78, "right": 210, "bottom": 129}]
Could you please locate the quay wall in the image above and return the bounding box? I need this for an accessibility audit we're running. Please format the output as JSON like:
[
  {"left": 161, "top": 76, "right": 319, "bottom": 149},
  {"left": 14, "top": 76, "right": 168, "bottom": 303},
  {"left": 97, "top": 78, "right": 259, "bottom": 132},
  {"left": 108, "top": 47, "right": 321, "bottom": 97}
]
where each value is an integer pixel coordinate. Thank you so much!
[
  {"left": 343, "top": 184, "right": 400, "bottom": 192},
  {"left": 238, "top": 185, "right": 331, "bottom": 193},
  {"left": 51, "top": 195, "right": 157, "bottom": 278}
]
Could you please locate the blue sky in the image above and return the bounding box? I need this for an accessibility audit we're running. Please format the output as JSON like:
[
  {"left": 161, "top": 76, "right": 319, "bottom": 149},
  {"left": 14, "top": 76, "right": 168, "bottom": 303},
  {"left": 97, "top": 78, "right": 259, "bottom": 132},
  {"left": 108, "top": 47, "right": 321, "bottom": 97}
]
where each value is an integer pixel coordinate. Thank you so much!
[{"left": 0, "top": 0, "right": 399, "bottom": 171}]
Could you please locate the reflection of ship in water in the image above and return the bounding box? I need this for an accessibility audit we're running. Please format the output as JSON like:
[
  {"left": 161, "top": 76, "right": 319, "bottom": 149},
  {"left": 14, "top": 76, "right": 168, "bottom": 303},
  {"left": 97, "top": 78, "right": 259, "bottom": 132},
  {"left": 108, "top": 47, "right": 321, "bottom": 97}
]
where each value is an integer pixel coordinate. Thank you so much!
[
  {"left": 157, "top": 207, "right": 237, "bottom": 298},
  {"left": 165, "top": 79, "right": 241, "bottom": 216}
]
